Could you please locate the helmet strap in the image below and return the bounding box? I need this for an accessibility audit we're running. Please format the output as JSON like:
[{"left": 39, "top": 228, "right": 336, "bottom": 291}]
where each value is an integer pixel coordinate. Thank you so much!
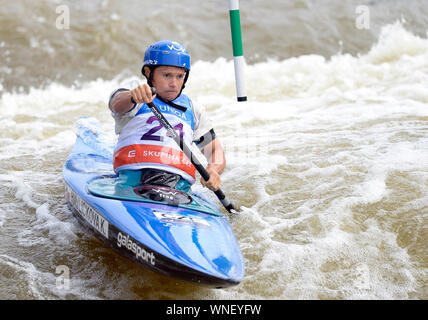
[{"left": 177, "top": 70, "right": 189, "bottom": 97}]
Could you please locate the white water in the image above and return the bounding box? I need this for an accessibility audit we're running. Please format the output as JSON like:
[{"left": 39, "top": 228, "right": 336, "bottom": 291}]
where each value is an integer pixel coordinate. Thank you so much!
[{"left": 0, "top": 23, "right": 427, "bottom": 299}]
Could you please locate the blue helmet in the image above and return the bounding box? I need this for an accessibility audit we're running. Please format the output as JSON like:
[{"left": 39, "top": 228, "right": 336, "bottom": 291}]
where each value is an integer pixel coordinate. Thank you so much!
[
  {"left": 142, "top": 40, "right": 191, "bottom": 94},
  {"left": 142, "top": 40, "right": 190, "bottom": 71}
]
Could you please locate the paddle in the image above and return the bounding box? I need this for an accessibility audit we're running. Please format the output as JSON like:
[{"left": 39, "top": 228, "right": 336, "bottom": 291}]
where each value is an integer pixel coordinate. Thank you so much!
[{"left": 146, "top": 88, "right": 238, "bottom": 214}]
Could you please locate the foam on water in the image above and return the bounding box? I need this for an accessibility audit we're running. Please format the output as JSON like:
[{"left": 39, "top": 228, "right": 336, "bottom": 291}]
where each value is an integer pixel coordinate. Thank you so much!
[{"left": 0, "top": 22, "right": 427, "bottom": 299}]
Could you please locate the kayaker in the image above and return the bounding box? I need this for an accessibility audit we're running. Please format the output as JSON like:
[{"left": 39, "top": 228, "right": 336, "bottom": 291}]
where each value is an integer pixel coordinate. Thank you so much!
[{"left": 108, "top": 40, "right": 225, "bottom": 192}]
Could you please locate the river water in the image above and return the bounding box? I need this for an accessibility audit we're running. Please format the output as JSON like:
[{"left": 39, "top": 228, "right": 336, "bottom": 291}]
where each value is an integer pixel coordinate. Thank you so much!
[{"left": 0, "top": 0, "right": 427, "bottom": 299}]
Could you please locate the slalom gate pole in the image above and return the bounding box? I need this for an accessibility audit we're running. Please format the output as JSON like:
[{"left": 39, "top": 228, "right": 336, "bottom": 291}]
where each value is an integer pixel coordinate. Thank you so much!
[{"left": 228, "top": 0, "right": 247, "bottom": 102}]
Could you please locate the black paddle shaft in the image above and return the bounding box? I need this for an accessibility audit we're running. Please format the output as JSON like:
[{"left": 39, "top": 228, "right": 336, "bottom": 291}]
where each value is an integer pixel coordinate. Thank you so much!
[{"left": 146, "top": 91, "right": 237, "bottom": 213}]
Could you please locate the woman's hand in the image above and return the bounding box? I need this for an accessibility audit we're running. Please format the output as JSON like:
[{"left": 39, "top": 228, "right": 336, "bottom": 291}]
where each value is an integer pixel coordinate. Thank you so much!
[
  {"left": 130, "top": 83, "right": 156, "bottom": 104},
  {"left": 200, "top": 165, "right": 221, "bottom": 191}
]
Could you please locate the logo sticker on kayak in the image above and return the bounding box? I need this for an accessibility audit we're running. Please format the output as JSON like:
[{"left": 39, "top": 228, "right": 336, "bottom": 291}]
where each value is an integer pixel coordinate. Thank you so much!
[
  {"left": 153, "top": 210, "right": 210, "bottom": 227},
  {"left": 65, "top": 185, "right": 109, "bottom": 238},
  {"left": 116, "top": 232, "right": 156, "bottom": 266}
]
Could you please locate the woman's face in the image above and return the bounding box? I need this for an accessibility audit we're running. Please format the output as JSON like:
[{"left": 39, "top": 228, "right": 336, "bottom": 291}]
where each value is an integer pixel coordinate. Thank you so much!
[{"left": 148, "top": 66, "right": 186, "bottom": 101}]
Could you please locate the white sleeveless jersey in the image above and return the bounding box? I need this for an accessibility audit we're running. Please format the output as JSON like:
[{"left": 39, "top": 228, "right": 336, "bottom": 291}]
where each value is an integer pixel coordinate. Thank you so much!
[{"left": 113, "top": 95, "right": 197, "bottom": 183}]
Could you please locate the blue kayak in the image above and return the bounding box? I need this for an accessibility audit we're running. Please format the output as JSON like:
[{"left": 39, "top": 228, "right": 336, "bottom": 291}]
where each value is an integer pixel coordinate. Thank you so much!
[{"left": 62, "top": 117, "right": 245, "bottom": 287}]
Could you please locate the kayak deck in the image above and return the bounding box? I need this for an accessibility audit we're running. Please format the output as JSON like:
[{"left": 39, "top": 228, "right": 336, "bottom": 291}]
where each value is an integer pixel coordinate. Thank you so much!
[{"left": 87, "top": 175, "right": 223, "bottom": 216}]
